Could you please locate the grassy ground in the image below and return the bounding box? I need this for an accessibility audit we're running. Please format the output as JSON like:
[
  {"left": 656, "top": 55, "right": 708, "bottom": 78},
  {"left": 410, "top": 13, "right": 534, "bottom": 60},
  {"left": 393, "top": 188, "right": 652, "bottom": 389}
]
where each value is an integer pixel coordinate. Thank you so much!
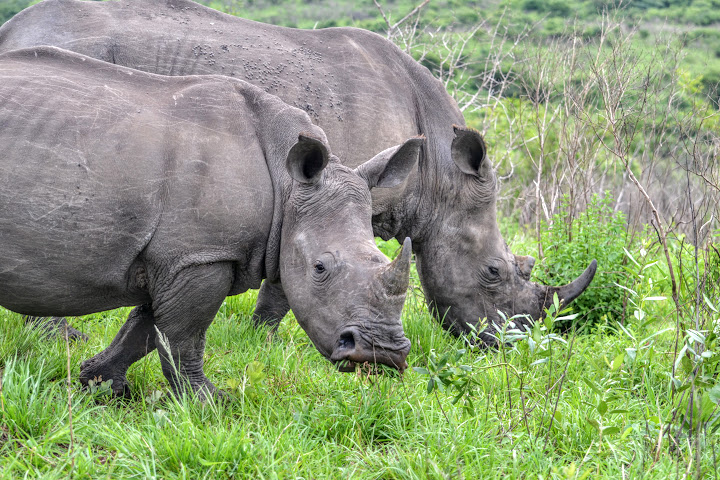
[{"left": 0, "top": 257, "right": 709, "bottom": 478}]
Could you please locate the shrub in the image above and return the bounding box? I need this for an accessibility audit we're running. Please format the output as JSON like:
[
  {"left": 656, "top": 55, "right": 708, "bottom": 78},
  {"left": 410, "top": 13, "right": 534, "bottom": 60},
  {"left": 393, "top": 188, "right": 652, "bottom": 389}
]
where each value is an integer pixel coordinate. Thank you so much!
[
  {"left": 0, "top": 0, "right": 33, "bottom": 25},
  {"left": 534, "top": 193, "right": 631, "bottom": 329}
]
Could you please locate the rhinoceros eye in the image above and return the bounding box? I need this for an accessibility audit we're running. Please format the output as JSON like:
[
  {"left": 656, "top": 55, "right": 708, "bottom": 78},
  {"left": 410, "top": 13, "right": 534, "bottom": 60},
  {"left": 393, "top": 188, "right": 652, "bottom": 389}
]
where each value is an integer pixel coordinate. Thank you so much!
[
  {"left": 314, "top": 261, "right": 326, "bottom": 274},
  {"left": 488, "top": 266, "right": 500, "bottom": 277}
]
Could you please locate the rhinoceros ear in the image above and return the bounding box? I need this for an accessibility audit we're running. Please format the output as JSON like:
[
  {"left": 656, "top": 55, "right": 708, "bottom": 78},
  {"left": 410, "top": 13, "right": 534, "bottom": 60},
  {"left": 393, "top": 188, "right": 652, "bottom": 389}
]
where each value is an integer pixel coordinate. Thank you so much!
[
  {"left": 286, "top": 134, "right": 330, "bottom": 184},
  {"left": 451, "top": 125, "right": 489, "bottom": 177},
  {"left": 355, "top": 136, "right": 424, "bottom": 189}
]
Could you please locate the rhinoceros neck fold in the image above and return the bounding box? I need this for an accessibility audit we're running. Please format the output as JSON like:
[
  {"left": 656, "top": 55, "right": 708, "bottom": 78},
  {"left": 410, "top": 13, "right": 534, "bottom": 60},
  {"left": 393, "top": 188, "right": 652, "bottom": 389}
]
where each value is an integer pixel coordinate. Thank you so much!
[
  {"left": 237, "top": 86, "right": 330, "bottom": 282},
  {"left": 390, "top": 55, "right": 467, "bottom": 248}
]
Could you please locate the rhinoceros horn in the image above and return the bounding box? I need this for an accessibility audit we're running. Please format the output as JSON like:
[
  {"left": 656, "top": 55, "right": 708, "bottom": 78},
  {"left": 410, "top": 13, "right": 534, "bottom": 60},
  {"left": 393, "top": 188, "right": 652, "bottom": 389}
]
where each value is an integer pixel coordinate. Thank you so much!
[
  {"left": 381, "top": 237, "right": 412, "bottom": 296},
  {"left": 544, "top": 259, "right": 597, "bottom": 310}
]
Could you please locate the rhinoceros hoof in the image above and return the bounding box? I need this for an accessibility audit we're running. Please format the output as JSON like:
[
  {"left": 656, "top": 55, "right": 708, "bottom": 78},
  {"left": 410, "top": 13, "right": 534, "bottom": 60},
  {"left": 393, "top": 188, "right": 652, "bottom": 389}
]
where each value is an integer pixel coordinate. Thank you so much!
[
  {"left": 63, "top": 323, "right": 89, "bottom": 342},
  {"left": 170, "top": 379, "right": 224, "bottom": 403},
  {"left": 196, "top": 385, "right": 228, "bottom": 404},
  {"left": 25, "top": 316, "right": 89, "bottom": 342},
  {"left": 79, "top": 360, "right": 131, "bottom": 397}
]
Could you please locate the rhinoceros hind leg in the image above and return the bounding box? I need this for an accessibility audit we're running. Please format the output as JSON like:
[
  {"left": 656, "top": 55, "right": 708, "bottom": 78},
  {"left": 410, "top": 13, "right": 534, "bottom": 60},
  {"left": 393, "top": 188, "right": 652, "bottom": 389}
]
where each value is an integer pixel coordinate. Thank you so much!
[
  {"left": 24, "top": 316, "right": 88, "bottom": 342},
  {"left": 79, "top": 304, "right": 157, "bottom": 397},
  {"left": 252, "top": 279, "right": 290, "bottom": 331},
  {"left": 151, "top": 262, "right": 234, "bottom": 401}
]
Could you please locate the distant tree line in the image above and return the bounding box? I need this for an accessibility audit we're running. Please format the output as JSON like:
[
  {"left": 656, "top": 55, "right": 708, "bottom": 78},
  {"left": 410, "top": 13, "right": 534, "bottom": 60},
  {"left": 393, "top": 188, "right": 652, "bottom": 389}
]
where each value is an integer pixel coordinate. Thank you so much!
[{"left": 0, "top": 0, "right": 33, "bottom": 25}]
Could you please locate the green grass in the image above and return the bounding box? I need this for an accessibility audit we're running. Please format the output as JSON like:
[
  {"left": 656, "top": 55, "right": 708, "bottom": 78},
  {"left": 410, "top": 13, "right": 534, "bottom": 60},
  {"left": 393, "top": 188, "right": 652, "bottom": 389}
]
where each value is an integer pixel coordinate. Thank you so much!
[{"left": 1, "top": 268, "right": 713, "bottom": 478}]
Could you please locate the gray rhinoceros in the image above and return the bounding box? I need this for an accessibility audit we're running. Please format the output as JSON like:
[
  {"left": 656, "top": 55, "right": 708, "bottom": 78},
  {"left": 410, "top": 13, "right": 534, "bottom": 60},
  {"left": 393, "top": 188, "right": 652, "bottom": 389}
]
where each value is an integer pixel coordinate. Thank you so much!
[
  {"left": 0, "top": 0, "right": 596, "bottom": 345},
  {"left": 0, "top": 46, "right": 420, "bottom": 397}
]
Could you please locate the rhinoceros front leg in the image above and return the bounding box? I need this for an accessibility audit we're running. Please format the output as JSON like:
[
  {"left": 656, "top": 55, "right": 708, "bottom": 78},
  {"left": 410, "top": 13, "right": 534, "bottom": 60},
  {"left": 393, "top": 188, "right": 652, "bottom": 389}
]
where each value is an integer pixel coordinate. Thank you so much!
[
  {"left": 24, "top": 316, "right": 88, "bottom": 342},
  {"left": 252, "top": 279, "right": 290, "bottom": 331},
  {"left": 79, "top": 304, "right": 157, "bottom": 397},
  {"left": 151, "top": 262, "right": 234, "bottom": 400}
]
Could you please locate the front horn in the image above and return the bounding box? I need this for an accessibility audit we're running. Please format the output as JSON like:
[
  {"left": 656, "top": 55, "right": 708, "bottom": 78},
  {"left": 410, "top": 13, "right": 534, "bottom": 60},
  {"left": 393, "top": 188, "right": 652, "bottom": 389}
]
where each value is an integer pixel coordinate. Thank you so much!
[
  {"left": 548, "top": 259, "right": 598, "bottom": 309},
  {"left": 381, "top": 237, "right": 412, "bottom": 296}
]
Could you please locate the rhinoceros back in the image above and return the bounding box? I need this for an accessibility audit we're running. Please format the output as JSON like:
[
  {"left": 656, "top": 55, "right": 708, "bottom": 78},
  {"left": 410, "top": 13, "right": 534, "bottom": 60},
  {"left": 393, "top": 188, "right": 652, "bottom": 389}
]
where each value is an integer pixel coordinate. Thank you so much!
[
  {"left": 0, "top": 47, "right": 286, "bottom": 316},
  {"left": 0, "top": 0, "right": 435, "bottom": 167}
]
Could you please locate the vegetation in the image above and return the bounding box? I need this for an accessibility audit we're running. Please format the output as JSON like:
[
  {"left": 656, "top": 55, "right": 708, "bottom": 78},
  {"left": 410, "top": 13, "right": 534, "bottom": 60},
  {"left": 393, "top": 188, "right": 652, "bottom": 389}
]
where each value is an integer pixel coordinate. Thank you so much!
[
  {"left": 1, "top": 0, "right": 719, "bottom": 478},
  {"left": 0, "top": 268, "right": 714, "bottom": 478},
  {"left": 535, "top": 194, "right": 630, "bottom": 329}
]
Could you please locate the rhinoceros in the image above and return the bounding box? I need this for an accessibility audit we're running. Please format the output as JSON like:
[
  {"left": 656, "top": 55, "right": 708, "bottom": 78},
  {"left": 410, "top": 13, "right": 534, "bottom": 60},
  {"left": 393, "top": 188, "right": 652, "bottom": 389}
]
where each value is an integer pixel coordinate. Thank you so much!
[
  {"left": 0, "top": 46, "right": 420, "bottom": 397},
  {"left": 0, "top": 0, "right": 596, "bottom": 345}
]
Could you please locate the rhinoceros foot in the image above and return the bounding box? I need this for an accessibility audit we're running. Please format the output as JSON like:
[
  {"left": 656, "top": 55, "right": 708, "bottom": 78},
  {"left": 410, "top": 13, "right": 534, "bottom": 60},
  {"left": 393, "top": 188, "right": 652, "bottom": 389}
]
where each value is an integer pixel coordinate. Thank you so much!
[
  {"left": 24, "top": 316, "right": 88, "bottom": 342},
  {"left": 79, "top": 356, "right": 132, "bottom": 398}
]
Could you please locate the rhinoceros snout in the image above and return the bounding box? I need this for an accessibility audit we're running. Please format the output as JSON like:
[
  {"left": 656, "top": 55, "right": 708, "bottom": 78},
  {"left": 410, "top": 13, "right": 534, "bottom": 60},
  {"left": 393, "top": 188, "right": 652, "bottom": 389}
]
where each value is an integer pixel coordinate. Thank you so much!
[{"left": 330, "top": 328, "right": 410, "bottom": 373}]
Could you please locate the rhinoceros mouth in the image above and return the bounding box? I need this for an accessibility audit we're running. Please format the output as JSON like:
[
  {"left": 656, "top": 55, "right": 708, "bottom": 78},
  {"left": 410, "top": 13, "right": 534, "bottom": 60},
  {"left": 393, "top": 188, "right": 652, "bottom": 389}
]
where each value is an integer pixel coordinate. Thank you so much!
[{"left": 330, "top": 329, "right": 410, "bottom": 373}]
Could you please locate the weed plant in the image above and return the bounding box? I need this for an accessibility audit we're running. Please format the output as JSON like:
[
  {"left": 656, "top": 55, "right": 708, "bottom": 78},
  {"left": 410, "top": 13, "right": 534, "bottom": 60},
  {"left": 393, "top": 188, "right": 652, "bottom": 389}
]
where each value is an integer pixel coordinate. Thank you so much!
[{"left": 535, "top": 193, "right": 631, "bottom": 329}]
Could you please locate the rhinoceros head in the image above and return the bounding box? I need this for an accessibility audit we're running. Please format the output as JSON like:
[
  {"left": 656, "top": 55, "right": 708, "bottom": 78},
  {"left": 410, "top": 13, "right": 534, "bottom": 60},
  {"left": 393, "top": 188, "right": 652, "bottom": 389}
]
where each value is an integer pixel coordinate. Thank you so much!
[
  {"left": 279, "top": 135, "right": 425, "bottom": 372},
  {"left": 414, "top": 126, "right": 596, "bottom": 344}
]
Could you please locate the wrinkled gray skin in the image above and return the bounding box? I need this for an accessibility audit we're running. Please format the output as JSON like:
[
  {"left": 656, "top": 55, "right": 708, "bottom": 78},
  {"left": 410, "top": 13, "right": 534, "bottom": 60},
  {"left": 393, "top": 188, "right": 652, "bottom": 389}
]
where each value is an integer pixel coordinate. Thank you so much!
[
  {"left": 0, "top": 46, "right": 418, "bottom": 397},
  {"left": 0, "top": 0, "right": 596, "bottom": 344}
]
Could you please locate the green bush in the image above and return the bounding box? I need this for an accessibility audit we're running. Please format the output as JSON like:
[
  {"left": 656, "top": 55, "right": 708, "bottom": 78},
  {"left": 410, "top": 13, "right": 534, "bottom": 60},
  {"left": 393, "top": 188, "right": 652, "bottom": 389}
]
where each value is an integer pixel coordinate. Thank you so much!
[
  {"left": 523, "top": 0, "right": 572, "bottom": 16},
  {"left": 534, "top": 193, "right": 630, "bottom": 329},
  {"left": 0, "top": 0, "right": 34, "bottom": 25}
]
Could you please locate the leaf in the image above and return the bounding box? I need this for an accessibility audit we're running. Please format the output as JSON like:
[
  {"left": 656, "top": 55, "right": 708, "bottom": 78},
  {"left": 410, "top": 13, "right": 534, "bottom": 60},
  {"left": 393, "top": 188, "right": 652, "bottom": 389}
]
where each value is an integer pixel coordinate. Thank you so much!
[
  {"left": 625, "top": 348, "right": 637, "bottom": 362},
  {"left": 620, "top": 426, "right": 633, "bottom": 441},
  {"left": 645, "top": 376, "right": 657, "bottom": 407},
  {"left": 544, "top": 314, "right": 553, "bottom": 331},
  {"left": 427, "top": 377, "right": 435, "bottom": 394},
  {"left": 413, "top": 367, "right": 430, "bottom": 375},
  {"left": 615, "top": 321, "right": 635, "bottom": 341},
  {"left": 708, "top": 384, "right": 720, "bottom": 405},
  {"left": 687, "top": 329, "right": 706, "bottom": 344},
  {"left": 613, "top": 282, "right": 638, "bottom": 297},
  {"left": 644, "top": 296, "right": 666, "bottom": 301},
  {"left": 701, "top": 392, "right": 715, "bottom": 422},
  {"left": 586, "top": 417, "right": 600, "bottom": 431},
  {"left": 583, "top": 378, "right": 602, "bottom": 395},
  {"left": 597, "top": 400, "right": 607, "bottom": 415},
  {"left": 640, "top": 327, "right": 673, "bottom": 346},
  {"left": 704, "top": 294, "right": 719, "bottom": 313},
  {"left": 601, "top": 426, "right": 620, "bottom": 435},
  {"left": 623, "top": 247, "right": 641, "bottom": 268},
  {"left": 674, "top": 344, "right": 688, "bottom": 373},
  {"left": 247, "top": 361, "right": 266, "bottom": 386},
  {"left": 464, "top": 397, "right": 475, "bottom": 416},
  {"left": 611, "top": 352, "right": 625, "bottom": 371},
  {"left": 680, "top": 355, "right": 693, "bottom": 375},
  {"left": 433, "top": 376, "right": 445, "bottom": 392}
]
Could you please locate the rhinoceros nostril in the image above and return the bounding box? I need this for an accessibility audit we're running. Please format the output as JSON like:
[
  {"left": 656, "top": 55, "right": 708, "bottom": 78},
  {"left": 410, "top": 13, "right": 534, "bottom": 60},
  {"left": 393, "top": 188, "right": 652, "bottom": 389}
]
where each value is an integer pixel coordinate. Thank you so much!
[{"left": 338, "top": 331, "right": 355, "bottom": 350}]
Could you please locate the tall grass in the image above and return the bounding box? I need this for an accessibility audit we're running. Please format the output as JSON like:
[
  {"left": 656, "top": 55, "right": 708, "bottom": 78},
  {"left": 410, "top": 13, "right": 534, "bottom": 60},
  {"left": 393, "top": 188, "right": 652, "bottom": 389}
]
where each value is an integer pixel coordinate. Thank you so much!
[{"left": 0, "top": 242, "right": 712, "bottom": 478}]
